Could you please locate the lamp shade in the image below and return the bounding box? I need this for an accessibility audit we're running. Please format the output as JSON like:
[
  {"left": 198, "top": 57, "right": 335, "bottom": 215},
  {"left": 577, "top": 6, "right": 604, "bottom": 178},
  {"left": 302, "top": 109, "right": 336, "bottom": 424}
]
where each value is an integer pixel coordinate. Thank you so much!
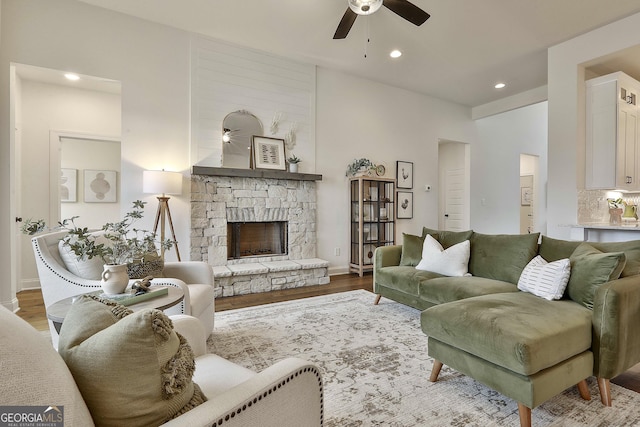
[{"left": 143, "top": 170, "right": 182, "bottom": 195}]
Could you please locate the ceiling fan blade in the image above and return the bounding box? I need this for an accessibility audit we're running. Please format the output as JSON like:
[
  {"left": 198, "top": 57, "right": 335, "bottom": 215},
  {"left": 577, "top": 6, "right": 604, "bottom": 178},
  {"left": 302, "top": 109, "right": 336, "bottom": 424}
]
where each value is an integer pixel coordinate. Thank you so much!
[
  {"left": 383, "top": 0, "right": 430, "bottom": 26},
  {"left": 333, "top": 8, "right": 358, "bottom": 39}
]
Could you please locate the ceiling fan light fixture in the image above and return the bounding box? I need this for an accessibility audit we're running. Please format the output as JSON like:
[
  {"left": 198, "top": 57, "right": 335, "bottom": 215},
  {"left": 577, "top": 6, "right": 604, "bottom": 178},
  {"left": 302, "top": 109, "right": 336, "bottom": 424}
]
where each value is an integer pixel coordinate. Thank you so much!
[{"left": 348, "top": 0, "right": 383, "bottom": 16}]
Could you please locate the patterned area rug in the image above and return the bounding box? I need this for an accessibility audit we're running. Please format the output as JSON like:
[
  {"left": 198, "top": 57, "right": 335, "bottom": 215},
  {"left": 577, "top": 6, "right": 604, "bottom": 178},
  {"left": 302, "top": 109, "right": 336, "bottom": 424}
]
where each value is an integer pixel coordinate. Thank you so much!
[{"left": 208, "top": 290, "right": 640, "bottom": 426}]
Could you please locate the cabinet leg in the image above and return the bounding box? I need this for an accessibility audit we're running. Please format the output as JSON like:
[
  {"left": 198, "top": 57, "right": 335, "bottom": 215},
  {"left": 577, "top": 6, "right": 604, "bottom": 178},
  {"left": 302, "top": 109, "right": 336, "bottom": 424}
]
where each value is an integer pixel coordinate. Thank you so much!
[{"left": 374, "top": 294, "right": 382, "bottom": 305}]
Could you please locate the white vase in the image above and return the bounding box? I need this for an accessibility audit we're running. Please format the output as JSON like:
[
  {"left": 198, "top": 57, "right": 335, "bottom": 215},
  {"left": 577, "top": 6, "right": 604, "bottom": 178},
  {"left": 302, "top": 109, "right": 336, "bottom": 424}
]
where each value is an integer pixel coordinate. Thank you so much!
[
  {"left": 101, "top": 264, "right": 129, "bottom": 295},
  {"left": 289, "top": 163, "right": 298, "bottom": 173}
]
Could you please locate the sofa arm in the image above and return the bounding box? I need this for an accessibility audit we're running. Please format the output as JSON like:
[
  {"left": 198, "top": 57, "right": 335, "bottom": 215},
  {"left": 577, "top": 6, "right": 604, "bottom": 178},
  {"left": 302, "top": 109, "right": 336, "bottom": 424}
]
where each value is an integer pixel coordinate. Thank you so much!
[
  {"left": 163, "top": 261, "right": 213, "bottom": 286},
  {"left": 171, "top": 315, "right": 207, "bottom": 357},
  {"left": 161, "top": 358, "right": 323, "bottom": 427},
  {"left": 374, "top": 245, "right": 402, "bottom": 268},
  {"left": 592, "top": 275, "right": 640, "bottom": 378}
]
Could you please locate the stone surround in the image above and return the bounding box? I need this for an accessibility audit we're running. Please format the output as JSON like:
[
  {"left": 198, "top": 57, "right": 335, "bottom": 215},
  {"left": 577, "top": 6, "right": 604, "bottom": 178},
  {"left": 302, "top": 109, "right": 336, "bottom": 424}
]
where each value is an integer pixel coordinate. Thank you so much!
[{"left": 190, "top": 169, "right": 329, "bottom": 296}]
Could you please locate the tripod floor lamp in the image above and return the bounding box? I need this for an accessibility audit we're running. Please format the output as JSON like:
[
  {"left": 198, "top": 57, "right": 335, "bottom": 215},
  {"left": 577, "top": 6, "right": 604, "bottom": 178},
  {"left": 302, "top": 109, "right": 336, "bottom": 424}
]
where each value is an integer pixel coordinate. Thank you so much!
[{"left": 143, "top": 170, "right": 182, "bottom": 261}]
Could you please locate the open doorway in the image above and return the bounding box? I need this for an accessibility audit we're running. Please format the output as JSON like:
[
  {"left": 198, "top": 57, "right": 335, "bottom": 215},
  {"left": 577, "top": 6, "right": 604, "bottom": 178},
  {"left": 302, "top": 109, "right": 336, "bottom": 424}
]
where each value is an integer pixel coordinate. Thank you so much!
[
  {"left": 520, "top": 154, "right": 539, "bottom": 234},
  {"left": 438, "top": 140, "right": 470, "bottom": 231},
  {"left": 12, "top": 63, "right": 121, "bottom": 293}
]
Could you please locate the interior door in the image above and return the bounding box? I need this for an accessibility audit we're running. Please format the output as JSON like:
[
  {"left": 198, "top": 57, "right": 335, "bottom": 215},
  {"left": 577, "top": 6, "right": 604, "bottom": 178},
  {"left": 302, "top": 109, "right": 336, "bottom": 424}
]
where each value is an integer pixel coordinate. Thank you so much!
[
  {"left": 443, "top": 168, "right": 465, "bottom": 231},
  {"left": 438, "top": 140, "right": 469, "bottom": 232}
]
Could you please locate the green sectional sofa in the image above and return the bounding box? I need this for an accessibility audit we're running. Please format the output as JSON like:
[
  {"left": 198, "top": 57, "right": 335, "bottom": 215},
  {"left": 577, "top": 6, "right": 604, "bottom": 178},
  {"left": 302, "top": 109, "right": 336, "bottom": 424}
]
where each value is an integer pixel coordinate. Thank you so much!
[{"left": 373, "top": 228, "right": 640, "bottom": 427}]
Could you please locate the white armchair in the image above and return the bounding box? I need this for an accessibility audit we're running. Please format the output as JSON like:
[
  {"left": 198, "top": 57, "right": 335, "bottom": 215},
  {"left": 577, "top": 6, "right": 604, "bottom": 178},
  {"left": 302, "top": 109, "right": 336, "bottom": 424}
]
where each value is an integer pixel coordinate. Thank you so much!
[
  {"left": 31, "top": 230, "right": 215, "bottom": 348},
  {"left": 0, "top": 306, "right": 324, "bottom": 427}
]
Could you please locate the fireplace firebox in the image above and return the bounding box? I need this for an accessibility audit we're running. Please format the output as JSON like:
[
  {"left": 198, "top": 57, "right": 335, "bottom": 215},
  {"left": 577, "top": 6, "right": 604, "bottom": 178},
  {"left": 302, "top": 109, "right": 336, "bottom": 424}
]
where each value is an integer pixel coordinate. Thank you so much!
[{"left": 227, "top": 221, "right": 288, "bottom": 260}]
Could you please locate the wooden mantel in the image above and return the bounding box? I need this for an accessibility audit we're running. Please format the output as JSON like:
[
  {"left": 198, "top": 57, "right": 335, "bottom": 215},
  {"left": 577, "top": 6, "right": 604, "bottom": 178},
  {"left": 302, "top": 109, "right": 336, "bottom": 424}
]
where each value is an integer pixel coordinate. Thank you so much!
[{"left": 192, "top": 166, "right": 322, "bottom": 181}]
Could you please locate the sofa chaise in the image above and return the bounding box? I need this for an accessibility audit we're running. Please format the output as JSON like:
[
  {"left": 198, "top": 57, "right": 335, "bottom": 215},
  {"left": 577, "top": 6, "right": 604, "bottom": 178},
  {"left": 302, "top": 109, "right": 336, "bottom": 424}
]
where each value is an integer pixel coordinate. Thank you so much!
[{"left": 374, "top": 227, "right": 640, "bottom": 427}]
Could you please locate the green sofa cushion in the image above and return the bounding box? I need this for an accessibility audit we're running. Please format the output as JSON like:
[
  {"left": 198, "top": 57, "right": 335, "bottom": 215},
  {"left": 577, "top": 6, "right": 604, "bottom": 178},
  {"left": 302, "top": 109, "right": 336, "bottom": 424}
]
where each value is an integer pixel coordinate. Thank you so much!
[
  {"left": 539, "top": 236, "right": 640, "bottom": 278},
  {"left": 567, "top": 243, "right": 626, "bottom": 309},
  {"left": 422, "top": 227, "right": 472, "bottom": 249},
  {"left": 421, "top": 292, "right": 593, "bottom": 376},
  {"left": 399, "top": 232, "right": 426, "bottom": 266},
  {"left": 468, "top": 232, "right": 539, "bottom": 284},
  {"left": 376, "top": 266, "right": 444, "bottom": 295},
  {"left": 418, "top": 276, "right": 517, "bottom": 305},
  {"left": 538, "top": 236, "right": 581, "bottom": 262}
]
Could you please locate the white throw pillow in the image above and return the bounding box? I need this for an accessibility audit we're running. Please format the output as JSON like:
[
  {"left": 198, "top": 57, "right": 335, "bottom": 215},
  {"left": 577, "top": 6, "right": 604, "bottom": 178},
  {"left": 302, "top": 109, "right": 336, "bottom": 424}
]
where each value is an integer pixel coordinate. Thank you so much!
[
  {"left": 517, "top": 255, "right": 571, "bottom": 301},
  {"left": 416, "top": 234, "right": 470, "bottom": 277},
  {"left": 58, "top": 232, "right": 110, "bottom": 280}
]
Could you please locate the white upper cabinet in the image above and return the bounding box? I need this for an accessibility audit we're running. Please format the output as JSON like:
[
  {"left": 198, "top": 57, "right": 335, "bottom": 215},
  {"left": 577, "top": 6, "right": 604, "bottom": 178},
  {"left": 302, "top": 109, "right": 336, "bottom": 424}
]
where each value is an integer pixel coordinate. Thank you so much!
[{"left": 586, "top": 72, "right": 640, "bottom": 191}]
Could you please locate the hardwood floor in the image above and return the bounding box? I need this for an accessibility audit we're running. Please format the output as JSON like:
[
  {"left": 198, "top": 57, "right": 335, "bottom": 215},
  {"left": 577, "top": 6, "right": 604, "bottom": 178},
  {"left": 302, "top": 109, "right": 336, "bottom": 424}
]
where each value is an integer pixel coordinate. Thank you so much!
[
  {"left": 15, "top": 273, "right": 640, "bottom": 395},
  {"left": 15, "top": 273, "right": 373, "bottom": 331}
]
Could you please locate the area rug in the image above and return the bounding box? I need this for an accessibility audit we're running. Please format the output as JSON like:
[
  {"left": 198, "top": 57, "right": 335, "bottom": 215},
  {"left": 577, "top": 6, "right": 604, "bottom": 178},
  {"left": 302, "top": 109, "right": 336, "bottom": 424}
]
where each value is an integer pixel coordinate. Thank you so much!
[{"left": 208, "top": 290, "right": 640, "bottom": 426}]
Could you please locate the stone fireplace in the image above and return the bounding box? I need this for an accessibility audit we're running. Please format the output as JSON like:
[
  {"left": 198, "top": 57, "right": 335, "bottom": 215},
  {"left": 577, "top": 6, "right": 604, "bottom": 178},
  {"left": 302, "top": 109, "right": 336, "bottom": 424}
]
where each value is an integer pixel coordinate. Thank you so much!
[{"left": 190, "top": 167, "right": 329, "bottom": 297}]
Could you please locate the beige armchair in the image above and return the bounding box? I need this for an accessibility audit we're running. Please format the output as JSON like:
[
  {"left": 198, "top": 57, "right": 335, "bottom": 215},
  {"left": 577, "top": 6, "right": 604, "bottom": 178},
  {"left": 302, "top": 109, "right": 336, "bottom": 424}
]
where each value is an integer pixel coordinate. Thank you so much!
[
  {"left": 31, "top": 230, "right": 215, "bottom": 348},
  {"left": 0, "top": 306, "right": 324, "bottom": 427}
]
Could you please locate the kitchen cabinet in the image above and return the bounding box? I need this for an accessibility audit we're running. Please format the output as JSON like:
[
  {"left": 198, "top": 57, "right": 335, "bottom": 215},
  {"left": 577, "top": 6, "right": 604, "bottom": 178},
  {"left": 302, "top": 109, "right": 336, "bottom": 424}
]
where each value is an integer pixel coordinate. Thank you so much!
[
  {"left": 586, "top": 71, "right": 640, "bottom": 191},
  {"left": 349, "top": 176, "right": 395, "bottom": 277}
]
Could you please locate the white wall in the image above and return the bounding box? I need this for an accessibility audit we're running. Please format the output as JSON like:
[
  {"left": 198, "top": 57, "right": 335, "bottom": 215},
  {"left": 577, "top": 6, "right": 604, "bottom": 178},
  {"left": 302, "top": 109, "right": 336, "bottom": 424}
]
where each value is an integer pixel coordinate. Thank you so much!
[
  {"left": 472, "top": 101, "right": 548, "bottom": 234},
  {"left": 18, "top": 79, "right": 121, "bottom": 289},
  {"left": 316, "top": 68, "right": 475, "bottom": 273},
  {"left": 548, "top": 12, "right": 640, "bottom": 239},
  {"left": 191, "top": 36, "right": 316, "bottom": 171},
  {"left": 0, "top": 0, "right": 554, "bottom": 306}
]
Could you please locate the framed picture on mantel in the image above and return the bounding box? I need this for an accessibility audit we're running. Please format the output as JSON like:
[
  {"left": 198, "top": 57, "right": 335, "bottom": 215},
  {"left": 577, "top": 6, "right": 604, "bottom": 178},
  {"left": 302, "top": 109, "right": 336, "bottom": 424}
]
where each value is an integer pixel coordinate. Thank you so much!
[{"left": 252, "top": 136, "right": 286, "bottom": 171}]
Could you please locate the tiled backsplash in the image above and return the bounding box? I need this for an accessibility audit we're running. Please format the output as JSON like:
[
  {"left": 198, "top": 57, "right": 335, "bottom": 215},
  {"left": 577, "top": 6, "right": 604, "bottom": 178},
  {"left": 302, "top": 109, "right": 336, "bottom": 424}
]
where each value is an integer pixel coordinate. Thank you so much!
[{"left": 578, "top": 190, "right": 640, "bottom": 223}]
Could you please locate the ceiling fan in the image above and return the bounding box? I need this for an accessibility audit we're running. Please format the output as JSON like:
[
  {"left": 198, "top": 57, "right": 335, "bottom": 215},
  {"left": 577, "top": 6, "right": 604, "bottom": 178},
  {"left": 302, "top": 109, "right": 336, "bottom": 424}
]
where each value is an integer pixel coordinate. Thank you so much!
[{"left": 333, "top": 0, "right": 430, "bottom": 39}]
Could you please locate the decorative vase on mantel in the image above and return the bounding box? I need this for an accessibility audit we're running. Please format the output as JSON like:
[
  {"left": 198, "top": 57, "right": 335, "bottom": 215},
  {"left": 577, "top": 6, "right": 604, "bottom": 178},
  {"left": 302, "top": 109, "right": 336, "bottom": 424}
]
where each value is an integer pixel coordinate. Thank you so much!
[
  {"left": 289, "top": 163, "right": 298, "bottom": 173},
  {"left": 101, "top": 264, "right": 129, "bottom": 295}
]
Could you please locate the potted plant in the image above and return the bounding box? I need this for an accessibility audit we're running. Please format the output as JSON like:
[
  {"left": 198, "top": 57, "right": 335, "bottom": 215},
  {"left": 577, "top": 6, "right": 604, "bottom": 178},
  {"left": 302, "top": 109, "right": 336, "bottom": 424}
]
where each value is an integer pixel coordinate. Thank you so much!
[
  {"left": 608, "top": 198, "right": 624, "bottom": 224},
  {"left": 24, "top": 201, "right": 173, "bottom": 294},
  {"left": 346, "top": 158, "right": 374, "bottom": 177},
  {"left": 288, "top": 154, "right": 301, "bottom": 173}
]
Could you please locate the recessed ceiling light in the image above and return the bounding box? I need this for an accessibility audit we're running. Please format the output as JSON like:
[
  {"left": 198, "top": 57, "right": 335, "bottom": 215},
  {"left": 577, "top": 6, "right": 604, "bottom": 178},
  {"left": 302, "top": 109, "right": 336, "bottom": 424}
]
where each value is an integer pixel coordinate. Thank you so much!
[
  {"left": 494, "top": 82, "right": 506, "bottom": 89},
  {"left": 390, "top": 50, "right": 402, "bottom": 58},
  {"left": 64, "top": 73, "right": 80, "bottom": 81}
]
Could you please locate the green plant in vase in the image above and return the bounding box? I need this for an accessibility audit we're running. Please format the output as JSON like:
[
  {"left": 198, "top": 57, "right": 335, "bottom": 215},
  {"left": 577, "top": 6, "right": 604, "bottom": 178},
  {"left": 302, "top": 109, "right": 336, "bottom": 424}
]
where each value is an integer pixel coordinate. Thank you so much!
[{"left": 287, "top": 154, "right": 301, "bottom": 173}]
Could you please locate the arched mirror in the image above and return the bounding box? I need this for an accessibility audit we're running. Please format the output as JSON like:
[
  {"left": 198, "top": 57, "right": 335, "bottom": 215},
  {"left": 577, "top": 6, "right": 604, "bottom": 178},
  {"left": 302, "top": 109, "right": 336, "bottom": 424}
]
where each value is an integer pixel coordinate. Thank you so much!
[{"left": 222, "top": 110, "right": 263, "bottom": 168}]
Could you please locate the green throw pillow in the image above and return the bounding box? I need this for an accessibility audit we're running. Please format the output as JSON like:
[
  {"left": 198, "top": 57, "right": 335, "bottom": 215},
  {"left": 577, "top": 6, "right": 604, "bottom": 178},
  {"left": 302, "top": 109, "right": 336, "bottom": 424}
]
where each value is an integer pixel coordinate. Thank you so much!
[
  {"left": 590, "top": 240, "right": 640, "bottom": 278},
  {"left": 567, "top": 243, "right": 626, "bottom": 309},
  {"left": 540, "top": 236, "right": 640, "bottom": 278},
  {"left": 422, "top": 227, "right": 473, "bottom": 249},
  {"left": 58, "top": 296, "right": 207, "bottom": 426},
  {"left": 468, "top": 232, "right": 540, "bottom": 284},
  {"left": 399, "top": 232, "right": 427, "bottom": 266}
]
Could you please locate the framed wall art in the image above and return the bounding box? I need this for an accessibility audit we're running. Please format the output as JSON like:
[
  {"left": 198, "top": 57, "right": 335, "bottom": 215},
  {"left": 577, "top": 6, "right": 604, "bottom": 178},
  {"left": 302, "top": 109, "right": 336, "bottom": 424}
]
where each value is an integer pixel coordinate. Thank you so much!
[
  {"left": 396, "top": 161, "right": 413, "bottom": 189},
  {"left": 521, "top": 187, "right": 532, "bottom": 206},
  {"left": 84, "top": 169, "right": 117, "bottom": 203},
  {"left": 397, "top": 191, "right": 413, "bottom": 219},
  {"left": 60, "top": 168, "right": 77, "bottom": 203},
  {"left": 252, "top": 136, "right": 286, "bottom": 171}
]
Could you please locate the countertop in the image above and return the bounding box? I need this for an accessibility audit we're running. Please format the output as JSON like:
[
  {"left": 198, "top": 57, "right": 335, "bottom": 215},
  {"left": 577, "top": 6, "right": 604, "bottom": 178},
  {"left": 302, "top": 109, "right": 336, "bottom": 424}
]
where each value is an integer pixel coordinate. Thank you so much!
[{"left": 576, "top": 222, "right": 640, "bottom": 230}]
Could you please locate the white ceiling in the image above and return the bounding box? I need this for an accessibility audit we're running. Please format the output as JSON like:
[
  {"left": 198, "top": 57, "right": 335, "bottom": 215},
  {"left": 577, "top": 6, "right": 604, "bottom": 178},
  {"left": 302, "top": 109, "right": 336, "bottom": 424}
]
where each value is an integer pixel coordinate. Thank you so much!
[{"left": 69, "top": 1, "right": 640, "bottom": 106}]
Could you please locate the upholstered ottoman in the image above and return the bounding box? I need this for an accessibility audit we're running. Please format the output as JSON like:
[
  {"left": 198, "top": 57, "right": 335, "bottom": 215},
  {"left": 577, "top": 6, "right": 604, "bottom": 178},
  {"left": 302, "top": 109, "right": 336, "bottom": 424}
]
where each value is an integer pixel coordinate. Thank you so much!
[{"left": 421, "top": 292, "right": 594, "bottom": 427}]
